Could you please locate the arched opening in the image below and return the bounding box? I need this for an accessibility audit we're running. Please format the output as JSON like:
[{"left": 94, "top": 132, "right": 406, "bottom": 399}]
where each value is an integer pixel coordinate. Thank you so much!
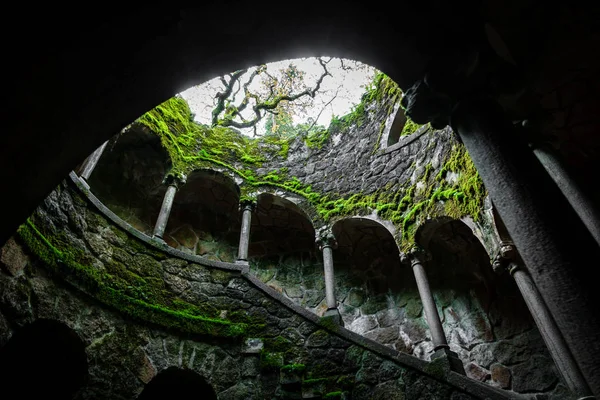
[
  {"left": 87, "top": 125, "right": 172, "bottom": 235},
  {"left": 248, "top": 193, "right": 318, "bottom": 305},
  {"left": 416, "top": 219, "right": 559, "bottom": 392},
  {"left": 165, "top": 169, "right": 241, "bottom": 261},
  {"left": 137, "top": 367, "right": 217, "bottom": 400},
  {"left": 0, "top": 319, "right": 88, "bottom": 399},
  {"left": 385, "top": 103, "right": 408, "bottom": 147},
  {"left": 250, "top": 193, "right": 315, "bottom": 258},
  {"left": 331, "top": 218, "right": 418, "bottom": 352}
]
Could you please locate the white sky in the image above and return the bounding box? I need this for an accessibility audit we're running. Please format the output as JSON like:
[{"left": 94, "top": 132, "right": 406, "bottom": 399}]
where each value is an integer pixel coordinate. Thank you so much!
[{"left": 179, "top": 57, "right": 376, "bottom": 136}]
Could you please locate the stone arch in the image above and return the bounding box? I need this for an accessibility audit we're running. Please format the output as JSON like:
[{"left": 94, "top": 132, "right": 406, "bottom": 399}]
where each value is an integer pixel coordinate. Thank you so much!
[
  {"left": 332, "top": 217, "right": 403, "bottom": 294},
  {"left": 414, "top": 218, "right": 498, "bottom": 293},
  {"left": 137, "top": 367, "right": 217, "bottom": 400},
  {"left": 250, "top": 187, "right": 321, "bottom": 226},
  {"left": 87, "top": 125, "right": 172, "bottom": 235},
  {"left": 415, "top": 218, "right": 552, "bottom": 388},
  {"left": 0, "top": 318, "right": 88, "bottom": 399},
  {"left": 164, "top": 169, "right": 241, "bottom": 261},
  {"left": 331, "top": 217, "right": 423, "bottom": 352},
  {"left": 246, "top": 193, "right": 318, "bottom": 305},
  {"left": 249, "top": 193, "right": 316, "bottom": 258}
]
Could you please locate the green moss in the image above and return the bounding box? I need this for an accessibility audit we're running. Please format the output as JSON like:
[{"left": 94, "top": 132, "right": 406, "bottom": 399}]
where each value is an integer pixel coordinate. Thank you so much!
[
  {"left": 305, "top": 128, "right": 330, "bottom": 149},
  {"left": 318, "top": 315, "right": 342, "bottom": 333},
  {"left": 281, "top": 363, "right": 306, "bottom": 373},
  {"left": 264, "top": 335, "right": 293, "bottom": 352},
  {"left": 260, "top": 351, "right": 284, "bottom": 370},
  {"left": 399, "top": 118, "right": 424, "bottom": 137},
  {"left": 136, "top": 80, "right": 485, "bottom": 253},
  {"left": 303, "top": 377, "right": 329, "bottom": 384},
  {"left": 17, "top": 218, "right": 253, "bottom": 338},
  {"left": 323, "top": 391, "right": 344, "bottom": 399}
]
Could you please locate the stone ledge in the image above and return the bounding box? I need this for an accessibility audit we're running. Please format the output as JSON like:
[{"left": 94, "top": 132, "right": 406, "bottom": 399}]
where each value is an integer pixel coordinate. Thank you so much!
[
  {"left": 378, "top": 124, "right": 431, "bottom": 156},
  {"left": 69, "top": 171, "right": 243, "bottom": 273}
]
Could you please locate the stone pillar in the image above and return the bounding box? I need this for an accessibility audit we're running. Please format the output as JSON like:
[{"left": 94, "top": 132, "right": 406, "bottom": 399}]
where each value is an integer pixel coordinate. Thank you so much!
[
  {"left": 450, "top": 97, "right": 600, "bottom": 396},
  {"left": 531, "top": 142, "right": 600, "bottom": 247},
  {"left": 402, "top": 249, "right": 465, "bottom": 374},
  {"left": 152, "top": 175, "right": 186, "bottom": 240},
  {"left": 79, "top": 140, "right": 108, "bottom": 181},
  {"left": 316, "top": 228, "right": 342, "bottom": 325},
  {"left": 491, "top": 211, "right": 594, "bottom": 399},
  {"left": 236, "top": 200, "right": 256, "bottom": 264},
  {"left": 500, "top": 261, "right": 593, "bottom": 398}
]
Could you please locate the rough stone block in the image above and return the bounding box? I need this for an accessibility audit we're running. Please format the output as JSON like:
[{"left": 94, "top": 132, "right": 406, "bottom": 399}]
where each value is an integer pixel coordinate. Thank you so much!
[
  {"left": 490, "top": 363, "right": 511, "bottom": 389},
  {"left": 0, "top": 237, "right": 29, "bottom": 277}
]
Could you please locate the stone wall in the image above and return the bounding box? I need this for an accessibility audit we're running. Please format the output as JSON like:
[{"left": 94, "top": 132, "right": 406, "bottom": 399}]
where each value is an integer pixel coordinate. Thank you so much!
[
  {"left": 75, "top": 87, "right": 569, "bottom": 397},
  {"left": 0, "top": 177, "right": 526, "bottom": 400}
]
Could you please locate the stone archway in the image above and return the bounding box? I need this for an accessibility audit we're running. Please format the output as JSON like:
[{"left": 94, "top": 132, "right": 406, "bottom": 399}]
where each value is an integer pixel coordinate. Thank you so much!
[
  {"left": 137, "top": 367, "right": 217, "bottom": 400},
  {"left": 331, "top": 217, "right": 420, "bottom": 352},
  {"left": 332, "top": 217, "right": 404, "bottom": 295},
  {"left": 164, "top": 169, "right": 241, "bottom": 261},
  {"left": 415, "top": 218, "right": 559, "bottom": 393},
  {"left": 247, "top": 193, "right": 318, "bottom": 306},
  {"left": 87, "top": 125, "right": 172, "bottom": 235},
  {"left": 0, "top": 319, "right": 88, "bottom": 399},
  {"left": 249, "top": 193, "right": 316, "bottom": 258}
]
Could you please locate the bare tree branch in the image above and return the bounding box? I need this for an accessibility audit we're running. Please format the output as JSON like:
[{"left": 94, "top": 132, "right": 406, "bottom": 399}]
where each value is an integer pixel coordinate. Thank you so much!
[
  {"left": 307, "top": 87, "right": 340, "bottom": 132},
  {"left": 212, "top": 69, "right": 248, "bottom": 125},
  {"left": 216, "top": 58, "right": 332, "bottom": 129}
]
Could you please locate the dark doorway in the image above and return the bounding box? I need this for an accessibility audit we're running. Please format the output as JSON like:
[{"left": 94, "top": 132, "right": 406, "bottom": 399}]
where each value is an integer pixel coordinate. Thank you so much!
[
  {"left": 0, "top": 319, "right": 88, "bottom": 399},
  {"left": 137, "top": 367, "right": 217, "bottom": 400}
]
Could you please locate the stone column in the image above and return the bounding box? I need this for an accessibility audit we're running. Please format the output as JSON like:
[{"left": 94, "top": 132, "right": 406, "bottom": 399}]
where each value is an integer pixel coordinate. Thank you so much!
[
  {"left": 531, "top": 142, "right": 600, "bottom": 247},
  {"left": 402, "top": 249, "right": 465, "bottom": 374},
  {"left": 79, "top": 140, "right": 108, "bottom": 181},
  {"left": 449, "top": 97, "right": 600, "bottom": 396},
  {"left": 236, "top": 200, "right": 256, "bottom": 264},
  {"left": 152, "top": 175, "right": 186, "bottom": 240},
  {"left": 316, "top": 228, "right": 342, "bottom": 325},
  {"left": 491, "top": 211, "right": 594, "bottom": 399}
]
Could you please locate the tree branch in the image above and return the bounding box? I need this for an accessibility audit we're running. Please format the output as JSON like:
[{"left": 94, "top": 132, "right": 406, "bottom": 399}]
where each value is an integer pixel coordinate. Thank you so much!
[
  {"left": 218, "top": 57, "right": 332, "bottom": 129},
  {"left": 307, "top": 87, "right": 339, "bottom": 132},
  {"left": 211, "top": 69, "right": 247, "bottom": 125}
]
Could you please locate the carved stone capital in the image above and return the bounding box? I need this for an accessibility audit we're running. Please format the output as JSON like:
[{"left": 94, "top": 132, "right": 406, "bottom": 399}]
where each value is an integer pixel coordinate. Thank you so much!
[
  {"left": 163, "top": 173, "right": 187, "bottom": 189},
  {"left": 492, "top": 241, "right": 517, "bottom": 274},
  {"left": 400, "top": 246, "right": 432, "bottom": 267},
  {"left": 316, "top": 227, "right": 337, "bottom": 250},
  {"left": 239, "top": 199, "right": 257, "bottom": 212}
]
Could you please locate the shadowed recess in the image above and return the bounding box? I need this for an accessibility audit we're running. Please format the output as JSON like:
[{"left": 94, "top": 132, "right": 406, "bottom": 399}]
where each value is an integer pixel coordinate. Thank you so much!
[
  {"left": 137, "top": 367, "right": 217, "bottom": 400},
  {"left": 332, "top": 217, "right": 406, "bottom": 294},
  {"left": 87, "top": 125, "right": 172, "bottom": 235},
  {"left": 0, "top": 319, "right": 88, "bottom": 400},
  {"left": 249, "top": 193, "right": 316, "bottom": 257},
  {"left": 164, "top": 169, "right": 241, "bottom": 256}
]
